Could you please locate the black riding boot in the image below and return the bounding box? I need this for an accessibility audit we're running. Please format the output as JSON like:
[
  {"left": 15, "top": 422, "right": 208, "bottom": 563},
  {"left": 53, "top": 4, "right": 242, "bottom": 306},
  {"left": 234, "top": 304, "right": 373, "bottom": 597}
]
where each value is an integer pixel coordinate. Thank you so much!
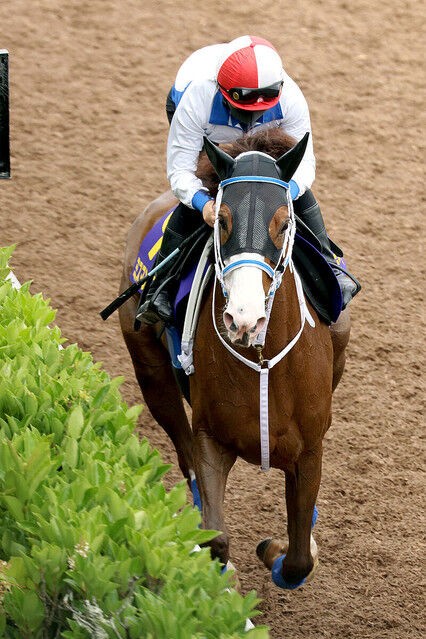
[
  {"left": 136, "top": 203, "right": 205, "bottom": 325},
  {"left": 135, "top": 227, "right": 185, "bottom": 325},
  {"left": 294, "top": 190, "right": 361, "bottom": 309}
]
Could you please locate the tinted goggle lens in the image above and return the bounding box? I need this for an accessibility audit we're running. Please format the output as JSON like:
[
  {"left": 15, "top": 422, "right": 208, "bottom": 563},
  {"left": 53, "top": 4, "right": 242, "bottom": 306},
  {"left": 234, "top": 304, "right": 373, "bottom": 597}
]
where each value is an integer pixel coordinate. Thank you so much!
[{"left": 220, "top": 81, "right": 283, "bottom": 104}]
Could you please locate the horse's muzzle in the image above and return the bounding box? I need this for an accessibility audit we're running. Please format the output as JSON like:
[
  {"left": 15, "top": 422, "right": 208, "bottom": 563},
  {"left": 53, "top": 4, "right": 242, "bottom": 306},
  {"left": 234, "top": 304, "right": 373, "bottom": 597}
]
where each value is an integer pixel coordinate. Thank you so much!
[{"left": 223, "top": 312, "right": 267, "bottom": 347}]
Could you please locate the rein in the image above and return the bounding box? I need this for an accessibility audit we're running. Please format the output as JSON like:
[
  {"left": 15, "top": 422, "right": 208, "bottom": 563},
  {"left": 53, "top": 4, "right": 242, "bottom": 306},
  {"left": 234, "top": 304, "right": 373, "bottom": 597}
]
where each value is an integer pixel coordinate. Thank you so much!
[{"left": 212, "top": 175, "right": 315, "bottom": 471}]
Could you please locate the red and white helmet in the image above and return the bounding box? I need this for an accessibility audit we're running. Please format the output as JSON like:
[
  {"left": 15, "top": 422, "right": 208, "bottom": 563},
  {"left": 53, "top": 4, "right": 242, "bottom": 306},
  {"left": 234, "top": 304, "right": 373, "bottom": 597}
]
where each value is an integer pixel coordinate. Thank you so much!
[{"left": 217, "top": 35, "right": 284, "bottom": 111}]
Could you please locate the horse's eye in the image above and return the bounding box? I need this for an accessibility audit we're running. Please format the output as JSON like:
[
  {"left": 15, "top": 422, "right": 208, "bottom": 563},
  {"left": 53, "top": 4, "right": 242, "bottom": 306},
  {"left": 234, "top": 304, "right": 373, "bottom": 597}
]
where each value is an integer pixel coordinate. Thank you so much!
[
  {"left": 279, "top": 219, "right": 290, "bottom": 235},
  {"left": 219, "top": 216, "right": 228, "bottom": 231}
]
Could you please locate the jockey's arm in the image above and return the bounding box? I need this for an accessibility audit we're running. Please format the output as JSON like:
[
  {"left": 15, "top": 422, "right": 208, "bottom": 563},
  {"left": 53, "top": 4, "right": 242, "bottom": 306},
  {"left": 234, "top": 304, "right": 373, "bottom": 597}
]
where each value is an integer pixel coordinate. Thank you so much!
[
  {"left": 277, "top": 74, "right": 316, "bottom": 198},
  {"left": 167, "top": 80, "right": 215, "bottom": 213}
]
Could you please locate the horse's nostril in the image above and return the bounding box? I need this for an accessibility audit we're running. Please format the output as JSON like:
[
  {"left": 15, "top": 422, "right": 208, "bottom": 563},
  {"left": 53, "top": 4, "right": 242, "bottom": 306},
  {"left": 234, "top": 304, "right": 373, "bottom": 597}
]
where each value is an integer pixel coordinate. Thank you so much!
[
  {"left": 256, "top": 317, "right": 266, "bottom": 334},
  {"left": 250, "top": 323, "right": 258, "bottom": 334},
  {"left": 223, "top": 312, "right": 238, "bottom": 332}
]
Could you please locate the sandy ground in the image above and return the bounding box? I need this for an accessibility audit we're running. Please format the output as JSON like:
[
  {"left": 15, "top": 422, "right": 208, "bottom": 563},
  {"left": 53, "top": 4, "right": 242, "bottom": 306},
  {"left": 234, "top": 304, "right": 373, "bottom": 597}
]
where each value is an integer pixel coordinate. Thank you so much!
[{"left": 1, "top": 1, "right": 425, "bottom": 637}]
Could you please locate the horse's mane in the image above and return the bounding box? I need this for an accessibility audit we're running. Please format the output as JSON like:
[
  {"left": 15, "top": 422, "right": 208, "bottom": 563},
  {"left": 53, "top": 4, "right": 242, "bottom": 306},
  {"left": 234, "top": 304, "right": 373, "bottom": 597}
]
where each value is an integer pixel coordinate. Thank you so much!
[{"left": 196, "top": 128, "right": 297, "bottom": 197}]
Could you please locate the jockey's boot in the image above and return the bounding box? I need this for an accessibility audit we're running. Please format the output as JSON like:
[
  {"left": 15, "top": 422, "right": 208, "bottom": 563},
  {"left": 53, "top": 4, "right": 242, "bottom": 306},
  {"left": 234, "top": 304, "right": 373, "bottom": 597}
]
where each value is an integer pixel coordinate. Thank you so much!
[
  {"left": 295, "top": 190, "right": 361, "bottom": 309},
  {"left": 135, "top": 225, "right": 185, "bottom": 325}
]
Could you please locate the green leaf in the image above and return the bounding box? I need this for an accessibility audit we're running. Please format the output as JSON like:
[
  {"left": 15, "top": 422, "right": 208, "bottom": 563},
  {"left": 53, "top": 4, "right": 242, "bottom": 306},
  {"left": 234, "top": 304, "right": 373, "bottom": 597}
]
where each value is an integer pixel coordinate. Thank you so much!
[
  {"left": 63, "top": 436, "right": 79, "bottom": 469},
  {"left": 0, "top": 610, "right": 6, "bottom": 634},
  {"left": 23, "top": 390, "right": 38, "bottom": 416},
  {"left": 2, "top": 495, "right": 25, "bottom": 522},
  {"left": 246, "top": 627, "right": 271, "bottom": 638},
  {"left": 3, "top": 588, "right": 45, "bottom": 634},
  {"left": 5, "top": 469, "right": 29, "bottom": 502},
  {"left": 67, "top": 405, "right": 84, "bottom": 439},
  {"left": 187, "top": 528, "right": 220, "bottom": 545},
  {"left": 126, "top": 404, "right": 143, "bottom": 422}
]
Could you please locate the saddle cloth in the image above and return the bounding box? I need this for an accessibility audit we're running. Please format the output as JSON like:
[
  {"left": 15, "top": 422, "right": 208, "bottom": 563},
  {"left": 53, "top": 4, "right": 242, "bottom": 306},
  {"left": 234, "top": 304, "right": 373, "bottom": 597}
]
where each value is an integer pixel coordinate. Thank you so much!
[{"left": 130, "top": 207, "right": 194, "bottom": 309}]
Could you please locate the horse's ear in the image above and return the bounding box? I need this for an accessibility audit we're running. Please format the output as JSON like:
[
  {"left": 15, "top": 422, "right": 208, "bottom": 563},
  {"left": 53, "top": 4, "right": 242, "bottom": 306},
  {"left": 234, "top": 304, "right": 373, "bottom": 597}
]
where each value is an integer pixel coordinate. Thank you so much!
[
  {"left": 203, "top": 136, "right": 235, "bottom": 180},
  {"left": 275, "top": 132, "right": 310, "bottom": 181}
]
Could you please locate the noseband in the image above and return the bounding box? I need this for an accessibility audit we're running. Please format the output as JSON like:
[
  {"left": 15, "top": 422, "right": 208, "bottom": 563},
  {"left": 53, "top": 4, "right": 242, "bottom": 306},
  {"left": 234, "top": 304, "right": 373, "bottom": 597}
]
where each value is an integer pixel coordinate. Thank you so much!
[{"left": 213, "top": 174, "right": 295, "bottom": 299}]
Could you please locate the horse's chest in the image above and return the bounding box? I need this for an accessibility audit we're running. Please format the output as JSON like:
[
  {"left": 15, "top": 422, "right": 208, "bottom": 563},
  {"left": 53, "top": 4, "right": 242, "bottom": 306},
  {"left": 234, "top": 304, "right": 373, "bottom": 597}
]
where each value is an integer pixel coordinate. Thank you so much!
[{"left": 192, "top": 355, "right": 295, "bottom": 441}]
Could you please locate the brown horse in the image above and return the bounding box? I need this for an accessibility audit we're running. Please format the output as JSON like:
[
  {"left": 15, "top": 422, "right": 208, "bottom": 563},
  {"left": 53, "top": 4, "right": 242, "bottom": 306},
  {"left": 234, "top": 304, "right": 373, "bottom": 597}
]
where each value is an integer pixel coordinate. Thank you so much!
[{"left": 119, "top": 129, "right": 351, "bottom": 589}]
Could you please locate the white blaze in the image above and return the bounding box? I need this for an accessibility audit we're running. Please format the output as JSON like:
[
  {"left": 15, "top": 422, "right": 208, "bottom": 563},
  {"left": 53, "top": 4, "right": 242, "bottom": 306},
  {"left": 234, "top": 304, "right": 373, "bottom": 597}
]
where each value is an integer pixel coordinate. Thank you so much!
[{"left": 223, "top": 253, "right": 267, "bottom": 342}]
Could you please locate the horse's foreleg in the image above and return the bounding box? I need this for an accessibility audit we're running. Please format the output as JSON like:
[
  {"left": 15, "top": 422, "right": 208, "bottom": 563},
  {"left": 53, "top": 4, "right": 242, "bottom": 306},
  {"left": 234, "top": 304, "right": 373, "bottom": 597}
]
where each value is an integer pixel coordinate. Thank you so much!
[
  {"left": 193, "top": 429, "right": 237, "bottom": 565},
  {"left": 121, "top": 320, "right": 194, "bottom": 481},
  {"left": 136, "top": 361, "right": 194, "bottom": 480},
  {"left": 273, "top": 447, "right": 322, "bottom": 589}
]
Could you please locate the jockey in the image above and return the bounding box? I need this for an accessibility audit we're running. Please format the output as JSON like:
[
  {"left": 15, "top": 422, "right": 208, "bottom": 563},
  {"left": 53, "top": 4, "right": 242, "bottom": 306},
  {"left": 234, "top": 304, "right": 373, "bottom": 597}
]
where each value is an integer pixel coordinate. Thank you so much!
[{"left": 137, "top": 35, "right": 360, "bottom": 325}]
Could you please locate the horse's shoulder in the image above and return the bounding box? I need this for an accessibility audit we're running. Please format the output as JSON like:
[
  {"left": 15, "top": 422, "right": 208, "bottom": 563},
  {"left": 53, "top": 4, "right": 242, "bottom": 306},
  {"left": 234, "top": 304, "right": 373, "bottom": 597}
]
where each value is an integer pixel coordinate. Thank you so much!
[{"left": 144, "top": 190, "right": 178, "bottom": 226}]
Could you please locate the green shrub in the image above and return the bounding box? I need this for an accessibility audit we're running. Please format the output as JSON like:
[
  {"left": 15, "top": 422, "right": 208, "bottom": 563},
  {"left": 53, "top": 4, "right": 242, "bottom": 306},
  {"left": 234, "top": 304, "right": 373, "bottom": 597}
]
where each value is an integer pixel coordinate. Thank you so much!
[{"left": 0, "top": 246, "right": 269, "bottom": 638}]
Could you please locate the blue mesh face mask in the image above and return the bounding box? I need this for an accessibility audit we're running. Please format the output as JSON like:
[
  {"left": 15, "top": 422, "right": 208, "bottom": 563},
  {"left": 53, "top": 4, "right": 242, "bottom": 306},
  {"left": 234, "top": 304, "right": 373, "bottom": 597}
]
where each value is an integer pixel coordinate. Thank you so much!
[{"left": 220, "top": 153, "right": 288, "bottom": 264}]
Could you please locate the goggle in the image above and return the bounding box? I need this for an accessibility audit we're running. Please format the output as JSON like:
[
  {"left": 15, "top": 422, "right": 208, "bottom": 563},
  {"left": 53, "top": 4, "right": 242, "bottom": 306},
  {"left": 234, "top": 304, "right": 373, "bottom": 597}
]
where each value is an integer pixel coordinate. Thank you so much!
[{"left": 219, "top": 81, "right": 283, "bottom": 105}]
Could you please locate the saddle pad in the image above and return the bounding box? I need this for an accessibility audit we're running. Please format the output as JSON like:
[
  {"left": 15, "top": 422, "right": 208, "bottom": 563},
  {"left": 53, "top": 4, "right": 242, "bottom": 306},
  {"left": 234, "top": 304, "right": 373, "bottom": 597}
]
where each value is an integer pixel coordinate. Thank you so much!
[{"left": 130, "top": 206, "right": 195, "bottom": 308}]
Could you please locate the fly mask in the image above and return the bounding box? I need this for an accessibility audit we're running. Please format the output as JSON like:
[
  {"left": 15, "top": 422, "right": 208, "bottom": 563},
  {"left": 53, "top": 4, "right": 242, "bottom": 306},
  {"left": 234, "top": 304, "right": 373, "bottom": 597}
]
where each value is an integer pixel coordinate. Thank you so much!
[{"left": 204, "top": 132, "right": 310, "bottom": 345}]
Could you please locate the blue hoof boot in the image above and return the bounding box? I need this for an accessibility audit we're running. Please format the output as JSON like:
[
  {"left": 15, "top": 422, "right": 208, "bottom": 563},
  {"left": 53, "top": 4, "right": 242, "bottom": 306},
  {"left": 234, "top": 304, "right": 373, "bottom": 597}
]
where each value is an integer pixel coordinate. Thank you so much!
[{"left": 271, "top": 555, "right": 306, "bottom": 590}]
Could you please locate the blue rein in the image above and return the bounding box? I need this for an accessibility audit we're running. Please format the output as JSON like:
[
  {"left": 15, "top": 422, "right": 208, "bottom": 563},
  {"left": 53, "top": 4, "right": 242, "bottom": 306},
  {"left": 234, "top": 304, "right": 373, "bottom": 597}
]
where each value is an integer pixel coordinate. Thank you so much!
[{"left": 219, "top": 175, "right": 290, "bottom": 189}]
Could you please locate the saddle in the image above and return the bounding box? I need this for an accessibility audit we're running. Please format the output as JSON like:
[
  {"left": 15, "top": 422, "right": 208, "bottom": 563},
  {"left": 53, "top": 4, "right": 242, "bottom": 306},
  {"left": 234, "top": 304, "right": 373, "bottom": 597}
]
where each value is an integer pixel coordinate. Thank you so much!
[{"left": 292, "top": 233, "right": 342, "bottom": 326}]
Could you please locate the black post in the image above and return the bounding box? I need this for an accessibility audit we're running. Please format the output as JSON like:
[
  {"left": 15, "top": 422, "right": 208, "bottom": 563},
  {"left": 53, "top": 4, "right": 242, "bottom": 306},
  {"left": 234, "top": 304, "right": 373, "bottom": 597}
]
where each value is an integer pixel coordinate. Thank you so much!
[{"left": 0, "top": 50, "right": 10, "bottom": 179}]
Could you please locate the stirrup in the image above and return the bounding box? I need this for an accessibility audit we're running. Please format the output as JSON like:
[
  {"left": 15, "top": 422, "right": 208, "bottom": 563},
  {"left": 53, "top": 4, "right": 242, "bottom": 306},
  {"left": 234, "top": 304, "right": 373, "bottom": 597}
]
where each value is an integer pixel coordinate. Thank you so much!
[{"left": 136, "top": 288, "right": 173, "bottom": 325}]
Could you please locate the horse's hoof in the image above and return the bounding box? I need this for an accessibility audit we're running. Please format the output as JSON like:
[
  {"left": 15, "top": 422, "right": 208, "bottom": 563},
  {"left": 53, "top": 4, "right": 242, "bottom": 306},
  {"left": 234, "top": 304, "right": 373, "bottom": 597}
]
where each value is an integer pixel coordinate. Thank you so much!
[
  {"left": 256, "top": 538, "right": 288, "bottom": 570},
  {"left": 256, "top": 538, "right": 272, "bottom": 561}
]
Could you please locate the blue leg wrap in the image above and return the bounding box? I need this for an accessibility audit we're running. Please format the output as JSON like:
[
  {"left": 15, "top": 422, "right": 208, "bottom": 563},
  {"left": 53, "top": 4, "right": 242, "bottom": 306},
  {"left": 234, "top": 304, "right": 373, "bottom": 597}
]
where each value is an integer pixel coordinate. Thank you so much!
[
  {"left": 312, "top": 504, "right": 318, "bottom": 529},
  {"left": 271, "top": 555, "right": 306, "bottom": 590},
  {"left": 271, "top": 505, "right": 318, "bottom": 589},
  {"left": 191, "top": 477, "right": 202, "bottom": 511}
]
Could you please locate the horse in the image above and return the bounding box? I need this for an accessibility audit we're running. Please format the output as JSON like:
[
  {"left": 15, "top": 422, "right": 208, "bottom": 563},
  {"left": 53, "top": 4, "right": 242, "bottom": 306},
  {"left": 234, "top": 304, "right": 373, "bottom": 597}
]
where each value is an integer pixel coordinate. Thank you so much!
[{"left": 118, "top": 128, "right": 351, "bottom": 589}]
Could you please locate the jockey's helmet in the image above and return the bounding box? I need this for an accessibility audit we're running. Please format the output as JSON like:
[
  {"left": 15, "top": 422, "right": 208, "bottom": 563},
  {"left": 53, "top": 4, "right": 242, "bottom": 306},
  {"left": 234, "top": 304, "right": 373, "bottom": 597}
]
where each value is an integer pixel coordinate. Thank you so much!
[{"left": 217, "top": 35, "right": 284, "bottom": 112}]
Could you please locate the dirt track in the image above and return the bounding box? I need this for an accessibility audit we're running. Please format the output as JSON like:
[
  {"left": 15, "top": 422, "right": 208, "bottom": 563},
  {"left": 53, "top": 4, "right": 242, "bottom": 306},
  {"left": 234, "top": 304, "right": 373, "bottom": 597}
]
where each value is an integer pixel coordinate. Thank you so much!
[{"left": 1, "top": 1, "right": 425, "bottom": 637}]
